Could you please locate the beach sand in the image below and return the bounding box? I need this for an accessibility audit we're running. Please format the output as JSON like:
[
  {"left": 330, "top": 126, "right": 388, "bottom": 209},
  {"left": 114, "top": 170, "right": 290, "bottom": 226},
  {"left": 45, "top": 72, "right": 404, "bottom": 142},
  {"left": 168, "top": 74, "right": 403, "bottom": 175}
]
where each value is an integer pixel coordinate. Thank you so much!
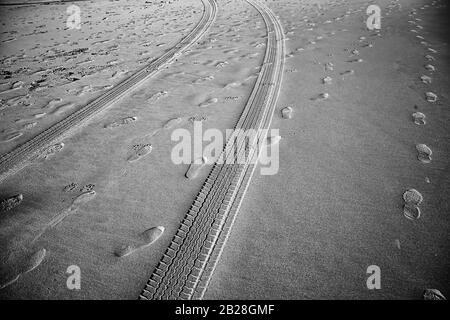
[
  {"left": 0, "top": 0, "right": 449, "bottom": 299},
  {"left": 205, "top": 0, "right": 450, "bottom": 299}
]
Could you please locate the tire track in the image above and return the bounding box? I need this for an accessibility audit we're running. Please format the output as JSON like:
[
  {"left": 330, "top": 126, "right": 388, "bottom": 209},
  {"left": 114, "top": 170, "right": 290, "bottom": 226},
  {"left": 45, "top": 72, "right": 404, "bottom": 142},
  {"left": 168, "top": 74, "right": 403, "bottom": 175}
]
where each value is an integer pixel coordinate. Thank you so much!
[
  {"left": 140, "top": 0, "right": 285, "bottom": 300},
  {"left": 0, "top": 0, "right": 218, "bottom": 184}
]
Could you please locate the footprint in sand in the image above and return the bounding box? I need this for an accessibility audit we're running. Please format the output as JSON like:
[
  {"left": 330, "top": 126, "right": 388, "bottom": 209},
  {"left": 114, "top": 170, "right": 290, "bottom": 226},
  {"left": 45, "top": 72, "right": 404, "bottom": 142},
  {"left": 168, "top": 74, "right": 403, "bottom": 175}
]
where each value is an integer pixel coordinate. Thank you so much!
[
  {"left": 22, "top": 248, "right": 46, "bottom": 274},
  {"left": 140, "top": 117, "right": 183, "bottom": 140},
  {"left": 348, "top": 58, "right": 363, "bottom": 63},
  {"left": 185, "top": 156, "right": 207, "bottom": 179},
  {"left": 63, "top": 183, "right": 78, "bottom": 192},
  {"left": 111, "top": 70, "right": 128, "bottom": 79},
  {"left": 127, "top": 144, "right": 152, "bottom": 163},
  {"left": 266, "top": 135, "right": 281, "bottom": 146},
  {"left": 0, "top": 273, "right": 21, "bottom": 290},
  {"left": 80, "top": 184, "right": 95, "bottom": 193},
  {"left": 340, "top": 70, "right": 354, "bottom": 76},
  {"left": 0, "top": 248, "right": 46, "bottom": 290},
  {"left": 281, "top": 107, "right": 293, "bottom": 119},
  {"left": 69, "top": 190, "right": 97, "bottom": 211},
  {"left": 33, "top": 113, "right": 46, "bottom": 119},
  {"left": 412, "top": 112, "right": 426, "bottom": 125},
  {"left": 0, "top": 81, "right": 24, "bottom": 94},
  {"left": 216, "top": 61, "right": 229, "bottom": 68},
  {"left": 5, "top": 94, "right": 31, "bottom": 107},
  {"left": 224, "top": 82, "right": 241, "bottom": 89},
  {"left": 0, "top": 194, "right": 23, "bottom": 212},
  {"left": 394, "top": 239, "right": 401, "bottom": 250},
  {"left": 324, "top": 62, "right": 334, "bottom": 71},
  {"left": 115, "top": 226, "right": 165, "bottom": 257},
  {"left": 163, "top": 117, "right": 183, "bottom": 129},
  {"left": 402, "top": 188, "right": 423, "bottom": 220},
  {"left": 188, "top": 115, "right": 207, "bottom": 124},
  {"left": 311, "top": 93, "right": 329, "bottom": 101},
  {"left": 104, "top": 116, "right": 137, "bottom": 128},
  {"left": 199, "top": 98, "right": 218, "bottom": 107},
  {"left": 22, "top": 122, "right": 37, "bottom": 130},
  {"left": 403, "top": 202, "right": 421, "bottom": 220},
  {"left": 51, "top": 102, "right": 76, "bottom": 116},
  {"left": 193, "top": 75, "right": 214, "bottom": 84},
  {"left": 403, "top": 188, "right": 423, "bottom": 205},
  {"left": 147, "top": 90, "right": 168, "bottom": 102},
  {"left": 425, "top": 55, "right": 435, "bottom": 61},
  {"left": 94, "top": 84, "right": 113, "bottom": 92},
  {"left": 322, "top": 76, "right": 332, "bottom": 84},
  {"left": 34, "top": 191, "right": 97, "bottom": 241},
  {"left": 36, "top": 142, "right": 64, "bottom": 160},
  {"left": 416, "top": 144, "right": 432, "bottom": 163},
  {"left": 425, "top": 64, "right": 435, "bottom": 72},
  {"left": 70, "top": 85, "right": 92, "bottom": 97},
  {"left": 423, "top": 289, "right": 446, "bottom": 300},
  {"left": 420, "top": 75, "right": 432, "bottom": 84},
  {"left": 425, "top": 92, "right": 437, "bottom": 102},
  {"left": 0, "top": 131, "right": 23, "bottom": 143}
]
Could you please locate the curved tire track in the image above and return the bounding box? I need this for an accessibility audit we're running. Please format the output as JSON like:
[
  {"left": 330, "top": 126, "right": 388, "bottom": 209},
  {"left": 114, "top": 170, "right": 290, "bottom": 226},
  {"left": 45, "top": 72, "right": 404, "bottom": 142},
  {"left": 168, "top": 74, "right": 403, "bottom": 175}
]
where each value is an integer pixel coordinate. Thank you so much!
[
  {"left": 140, "top": 0, "right": 285, "bottom": 300},
  {"left": 0, "top": 0, "right": 218, "bottom": 184}
]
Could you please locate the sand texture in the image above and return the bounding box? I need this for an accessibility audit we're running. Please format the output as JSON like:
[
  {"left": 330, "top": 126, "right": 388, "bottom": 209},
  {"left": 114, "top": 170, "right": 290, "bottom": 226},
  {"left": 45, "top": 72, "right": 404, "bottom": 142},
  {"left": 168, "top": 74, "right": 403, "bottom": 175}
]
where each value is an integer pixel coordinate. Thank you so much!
[{"left": 0, "top": 0, "right": 449, "bottom": 300}]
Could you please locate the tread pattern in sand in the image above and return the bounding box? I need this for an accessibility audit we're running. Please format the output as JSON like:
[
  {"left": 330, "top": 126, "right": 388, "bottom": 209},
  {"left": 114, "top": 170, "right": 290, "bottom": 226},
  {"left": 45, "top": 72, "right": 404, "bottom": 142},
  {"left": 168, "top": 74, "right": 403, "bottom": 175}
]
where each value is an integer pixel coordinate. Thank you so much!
[{"left": 139, "top": 0, "right": 284, "bottom": 300}]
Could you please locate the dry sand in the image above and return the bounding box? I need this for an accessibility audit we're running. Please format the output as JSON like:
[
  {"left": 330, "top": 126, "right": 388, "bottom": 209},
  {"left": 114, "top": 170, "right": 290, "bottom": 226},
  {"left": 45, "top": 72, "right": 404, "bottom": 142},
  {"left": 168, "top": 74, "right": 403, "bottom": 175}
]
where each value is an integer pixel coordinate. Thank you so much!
[
  {"left": 204, "top": 0, "right": 450, "bottom": 299},
  {"left": 0, "top": 0, "right": 449, "bottom": 299}
]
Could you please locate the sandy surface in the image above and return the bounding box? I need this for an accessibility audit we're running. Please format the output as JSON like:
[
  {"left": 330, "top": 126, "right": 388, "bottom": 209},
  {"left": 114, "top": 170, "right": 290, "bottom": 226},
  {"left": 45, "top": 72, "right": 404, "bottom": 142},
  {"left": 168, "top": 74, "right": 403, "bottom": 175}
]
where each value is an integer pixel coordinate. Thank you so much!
[
  {"left": 0, "top": 0, "right": 449, "bottom": 299},
  {"left": 205, "top": 0, "right": 450, "bottom": 299},
  {"left": 0, "top": 0, "right": 203, "bottom": 154}
]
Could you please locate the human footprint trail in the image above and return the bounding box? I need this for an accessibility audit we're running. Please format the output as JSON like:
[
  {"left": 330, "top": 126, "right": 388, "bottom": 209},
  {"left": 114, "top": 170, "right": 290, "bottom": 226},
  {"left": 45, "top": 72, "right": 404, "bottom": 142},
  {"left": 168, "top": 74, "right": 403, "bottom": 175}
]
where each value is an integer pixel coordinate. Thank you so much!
[{"left": 0, "top": 0, "right": 218, "bottom": 184}]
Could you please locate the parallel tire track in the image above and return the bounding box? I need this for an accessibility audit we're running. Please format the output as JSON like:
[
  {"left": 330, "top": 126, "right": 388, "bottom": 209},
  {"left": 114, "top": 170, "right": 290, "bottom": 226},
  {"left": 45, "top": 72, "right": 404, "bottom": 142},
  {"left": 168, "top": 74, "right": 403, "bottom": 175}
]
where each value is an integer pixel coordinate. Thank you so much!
[
  {"left": 140, "top": 0, "right": 285, "bottom": 300},
  {"left": 0, "top": 0, "right": 218, "bottom": 184}
]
